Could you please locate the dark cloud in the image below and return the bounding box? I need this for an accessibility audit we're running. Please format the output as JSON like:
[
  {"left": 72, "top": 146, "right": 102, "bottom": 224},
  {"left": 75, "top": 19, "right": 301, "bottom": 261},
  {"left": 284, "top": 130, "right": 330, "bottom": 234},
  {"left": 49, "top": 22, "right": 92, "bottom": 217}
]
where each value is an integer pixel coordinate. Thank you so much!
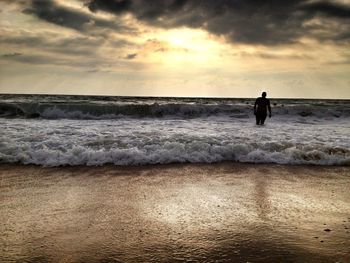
[
  {"left": 0, "top": 52, "right": 113, "bottom": 69},
  {"left": 87, "top": 0, "right": 350, "bottom": 45},
  {"left": 111, "top": 39, "right": 136, "bottom": 48},
  {"left": 0, "top": 34, "right": 104, "bottom": 56},
  {"left": 21, "top": 0, "right": 133, "bottom": 33},
  {"left": 1, "top": 53, "right": 23, "bottom": 58},
  {"left": 0, "top": 50, "right": 147, "bottom": 70},
  {"left": 3, "top": 0, "right": 349, "bottom": 46},
  {"left": 0, "top": 0, "right": 27, "bottom": 6},
  {"left": 301, "top": 1, "right": 350, "bottom": 19},
  {"left": 87, "top": 68, "right": 100, "bottom": 73},
  {"left": 124, "top": 53, "right": 137, "bottom": 59},
  {"left": 0, "top": 26, "right": 139, "bottom": 59},
  {"left": 86, "top": 68, "right": 111, "bottom": 73},
  {"left": 88, "top": 0, "right": 132, "bottom": 14},
  {"left": 1, "top": 53, "right": 86, "bottom": 67},
  {"left": 236, "top": 51, "right": 314, "bottom": 60}
]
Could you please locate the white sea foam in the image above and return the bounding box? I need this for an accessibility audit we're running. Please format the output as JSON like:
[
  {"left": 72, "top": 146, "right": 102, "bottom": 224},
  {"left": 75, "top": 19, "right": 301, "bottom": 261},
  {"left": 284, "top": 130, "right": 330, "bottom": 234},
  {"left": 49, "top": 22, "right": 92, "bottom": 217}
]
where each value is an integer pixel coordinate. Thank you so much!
[
  {"left": 0, "top": 116, "right": 349, "bottom": 166},
  {"left": 1, "top": 95, "right": 349, "bottom": 166}
]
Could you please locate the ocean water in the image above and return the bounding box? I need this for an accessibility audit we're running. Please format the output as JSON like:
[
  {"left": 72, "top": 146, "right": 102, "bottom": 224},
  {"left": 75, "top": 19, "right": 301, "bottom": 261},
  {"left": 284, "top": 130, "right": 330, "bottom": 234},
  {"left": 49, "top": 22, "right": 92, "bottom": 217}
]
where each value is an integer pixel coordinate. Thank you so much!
[{"left": 0, "top": 94, "right": 349, "bottom": 166}]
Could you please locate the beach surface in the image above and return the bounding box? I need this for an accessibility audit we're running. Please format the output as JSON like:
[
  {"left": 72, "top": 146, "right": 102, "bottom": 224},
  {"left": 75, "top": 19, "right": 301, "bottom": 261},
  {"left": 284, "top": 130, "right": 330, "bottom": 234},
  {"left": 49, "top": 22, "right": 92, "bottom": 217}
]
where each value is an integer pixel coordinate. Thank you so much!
[{"left": 1, "top": 163, "right": 349, "bottom": 263}]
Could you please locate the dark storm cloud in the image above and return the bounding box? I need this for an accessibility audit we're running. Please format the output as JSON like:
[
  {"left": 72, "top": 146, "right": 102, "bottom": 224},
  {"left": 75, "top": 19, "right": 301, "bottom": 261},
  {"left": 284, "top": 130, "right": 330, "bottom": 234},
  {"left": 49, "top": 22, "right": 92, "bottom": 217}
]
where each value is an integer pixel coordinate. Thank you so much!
[
  {"left": 88, "top": 0, "right": 132, "bottom": 14},
  {"left": 87, "top": 0, "right": 350, "bottom": 45},
  {"left": 21, "top": 0, "right": 133, "bottom": 33},
  {"left": 301, "top": 1, "right": 350, "bottom": 19},
  {"left": 124, "top": 53, "right": 137, "bottom": 59},
  {"left": 3, "top": 0, "right": 349, "bottom": 46}
]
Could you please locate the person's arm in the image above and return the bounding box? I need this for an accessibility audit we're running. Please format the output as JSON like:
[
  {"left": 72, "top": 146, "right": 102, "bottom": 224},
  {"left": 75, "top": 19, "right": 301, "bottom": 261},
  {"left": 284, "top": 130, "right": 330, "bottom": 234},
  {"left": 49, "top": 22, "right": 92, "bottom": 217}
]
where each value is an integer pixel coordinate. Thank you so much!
[
  {"left": 268, "top": 99, "right": 272, "bottom": 117},
  {"left": 254, "top": 99, "right": 258, "bottom": 115}
]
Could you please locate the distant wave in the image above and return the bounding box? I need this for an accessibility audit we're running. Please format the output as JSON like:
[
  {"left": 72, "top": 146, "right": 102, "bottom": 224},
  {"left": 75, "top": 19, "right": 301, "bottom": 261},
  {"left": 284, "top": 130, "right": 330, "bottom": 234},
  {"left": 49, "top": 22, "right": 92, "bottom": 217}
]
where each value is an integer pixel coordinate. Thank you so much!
[{"left": 1, "top": 102, "right": 349, "bottom": 120}]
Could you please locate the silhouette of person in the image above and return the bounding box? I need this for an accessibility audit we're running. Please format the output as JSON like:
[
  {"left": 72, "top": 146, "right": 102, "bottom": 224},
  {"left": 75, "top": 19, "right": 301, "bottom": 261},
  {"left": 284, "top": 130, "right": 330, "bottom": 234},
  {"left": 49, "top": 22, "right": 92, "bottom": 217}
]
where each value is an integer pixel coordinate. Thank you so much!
[{"left": 254, "top": 92, "right": 271, "bottom": 125}]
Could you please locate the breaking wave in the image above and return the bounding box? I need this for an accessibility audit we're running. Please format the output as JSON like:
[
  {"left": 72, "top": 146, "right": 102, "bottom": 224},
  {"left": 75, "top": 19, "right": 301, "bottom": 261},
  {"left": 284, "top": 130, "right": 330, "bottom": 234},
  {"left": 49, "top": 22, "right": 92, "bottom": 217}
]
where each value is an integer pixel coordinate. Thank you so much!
[
  {"left": 1, "top": 141, "right": 349, "bottom": 167},
  {"left": 1, "top": 95, "right": 349, "bottom": 167},
  {"left": 1, "top": 101, "right": 349, "bottom": 120},
  {"left": 1, "top": 131, "right": 349, "bottom": 166}
]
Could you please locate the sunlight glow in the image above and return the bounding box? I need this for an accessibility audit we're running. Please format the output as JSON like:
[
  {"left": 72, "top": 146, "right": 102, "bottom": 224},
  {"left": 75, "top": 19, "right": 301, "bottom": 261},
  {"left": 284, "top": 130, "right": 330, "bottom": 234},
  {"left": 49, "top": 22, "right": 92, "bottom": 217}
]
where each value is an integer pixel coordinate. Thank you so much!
[{"left": 143, "top": 28, "right": 228, "bottom": 67}]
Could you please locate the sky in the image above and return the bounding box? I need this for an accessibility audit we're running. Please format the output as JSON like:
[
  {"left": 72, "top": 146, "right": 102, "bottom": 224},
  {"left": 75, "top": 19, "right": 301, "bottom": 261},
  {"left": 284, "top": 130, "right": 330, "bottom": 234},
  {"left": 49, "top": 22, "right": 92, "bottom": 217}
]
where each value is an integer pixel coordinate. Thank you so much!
[{"left": 0, "top": 0, "right": 349, "bottom": 98}]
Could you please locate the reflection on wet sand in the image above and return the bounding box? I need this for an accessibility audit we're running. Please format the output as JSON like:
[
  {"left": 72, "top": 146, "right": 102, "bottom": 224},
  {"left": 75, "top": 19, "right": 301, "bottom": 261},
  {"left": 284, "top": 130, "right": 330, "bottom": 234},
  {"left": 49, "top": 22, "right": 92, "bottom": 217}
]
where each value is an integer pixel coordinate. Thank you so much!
[
  {"left": 254, "top": 171, "right": 271, "bottom": 221},
  {"left": 1, "top": 163, "right": 349, "bottom": 262}
]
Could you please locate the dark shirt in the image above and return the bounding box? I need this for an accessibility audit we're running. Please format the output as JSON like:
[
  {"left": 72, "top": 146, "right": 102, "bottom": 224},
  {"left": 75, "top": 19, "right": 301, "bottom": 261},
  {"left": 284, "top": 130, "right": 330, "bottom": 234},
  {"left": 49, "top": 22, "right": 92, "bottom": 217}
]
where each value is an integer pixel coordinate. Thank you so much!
[{"left": 255, "top": 97, "right": 271, "bottom": 114}]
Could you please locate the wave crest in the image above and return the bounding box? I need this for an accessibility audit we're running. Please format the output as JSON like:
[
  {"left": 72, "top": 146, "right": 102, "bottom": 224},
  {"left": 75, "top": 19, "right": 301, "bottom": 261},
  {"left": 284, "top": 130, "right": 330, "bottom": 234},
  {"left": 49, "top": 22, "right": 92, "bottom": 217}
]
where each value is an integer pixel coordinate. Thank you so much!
[
  {"left": 1, "top": 139, "right": 348, "bottom": 166},
  {"left": 1, "top": 102, "right": 349, "bottom": 120}
]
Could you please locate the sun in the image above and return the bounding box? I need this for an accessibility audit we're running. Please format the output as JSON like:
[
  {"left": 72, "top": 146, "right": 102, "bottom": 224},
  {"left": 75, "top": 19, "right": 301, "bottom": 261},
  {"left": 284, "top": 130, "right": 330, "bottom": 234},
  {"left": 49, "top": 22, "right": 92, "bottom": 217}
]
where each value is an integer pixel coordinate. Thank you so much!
[{"left": 144, "top": 27, "right": 226, "bottom": 67}]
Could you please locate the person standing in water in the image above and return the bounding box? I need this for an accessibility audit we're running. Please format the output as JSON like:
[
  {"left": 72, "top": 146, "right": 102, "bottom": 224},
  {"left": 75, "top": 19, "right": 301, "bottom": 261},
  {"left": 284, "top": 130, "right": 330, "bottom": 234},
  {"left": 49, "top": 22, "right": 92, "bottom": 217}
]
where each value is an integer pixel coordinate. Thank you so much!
[{"left": 254, "top": 92, "right": 272, "bottom": 125}]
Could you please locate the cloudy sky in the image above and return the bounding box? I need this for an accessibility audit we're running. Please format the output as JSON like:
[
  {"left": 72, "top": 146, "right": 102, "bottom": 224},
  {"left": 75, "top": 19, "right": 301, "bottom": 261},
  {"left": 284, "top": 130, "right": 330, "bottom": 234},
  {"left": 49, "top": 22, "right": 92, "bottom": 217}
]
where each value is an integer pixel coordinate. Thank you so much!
[{"left": 0, "top": 0, "right": 349, "bottom": 98}]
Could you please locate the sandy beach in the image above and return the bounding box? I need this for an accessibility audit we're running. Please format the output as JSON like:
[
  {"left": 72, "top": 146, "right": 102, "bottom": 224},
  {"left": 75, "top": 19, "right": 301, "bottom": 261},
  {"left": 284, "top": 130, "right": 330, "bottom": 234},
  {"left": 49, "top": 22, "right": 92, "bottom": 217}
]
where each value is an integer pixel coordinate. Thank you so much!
[
  {"left": 2, "top": 0, "right": 350, "bottom": 262},
  {"left": 1, "top": 163, "right": 349, "bottom": 263}
]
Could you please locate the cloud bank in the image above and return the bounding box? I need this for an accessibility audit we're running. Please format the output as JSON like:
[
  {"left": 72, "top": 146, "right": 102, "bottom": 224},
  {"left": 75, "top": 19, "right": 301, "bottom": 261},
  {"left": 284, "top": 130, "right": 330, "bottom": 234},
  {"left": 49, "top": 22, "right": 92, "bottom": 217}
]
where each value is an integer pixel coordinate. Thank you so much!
[
  {"left": 86, "top": 0, "right": 350, "bottom": 45},
  {"left": 5, "top": 0, "right": 350, "bottom": 46}
]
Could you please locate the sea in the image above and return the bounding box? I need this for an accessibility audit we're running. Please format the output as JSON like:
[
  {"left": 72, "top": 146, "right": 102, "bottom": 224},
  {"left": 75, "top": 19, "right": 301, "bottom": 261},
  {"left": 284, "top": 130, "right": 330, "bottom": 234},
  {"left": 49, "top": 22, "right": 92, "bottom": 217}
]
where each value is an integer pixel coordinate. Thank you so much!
[{"left": 0, "top": 94, "right": 349, "bottom": 166}]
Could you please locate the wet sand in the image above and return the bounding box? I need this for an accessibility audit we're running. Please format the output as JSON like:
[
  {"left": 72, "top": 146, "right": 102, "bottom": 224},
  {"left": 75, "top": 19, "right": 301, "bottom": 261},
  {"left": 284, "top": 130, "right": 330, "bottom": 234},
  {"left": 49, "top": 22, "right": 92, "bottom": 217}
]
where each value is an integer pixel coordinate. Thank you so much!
[{"left": 1, "top": 163, "right": 349, "bottom": 263}]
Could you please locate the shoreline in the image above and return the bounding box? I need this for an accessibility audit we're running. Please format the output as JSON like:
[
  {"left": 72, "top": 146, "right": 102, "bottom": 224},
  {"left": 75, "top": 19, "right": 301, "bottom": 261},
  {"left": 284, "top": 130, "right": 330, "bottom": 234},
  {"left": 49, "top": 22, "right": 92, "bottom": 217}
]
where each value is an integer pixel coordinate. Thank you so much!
[
  {"left": 1, "top": 160, "right": 349, "bottom": 169},
  {"left": 1, "top": 162, "right": 349, "bottom": 262}
]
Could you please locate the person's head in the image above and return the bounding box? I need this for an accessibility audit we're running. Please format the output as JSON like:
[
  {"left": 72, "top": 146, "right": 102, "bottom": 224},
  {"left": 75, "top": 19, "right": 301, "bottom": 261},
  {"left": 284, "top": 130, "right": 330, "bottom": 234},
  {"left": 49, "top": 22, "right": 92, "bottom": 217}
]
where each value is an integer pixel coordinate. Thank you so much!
[{"left": 262, "top": 92, "right": 267, "bottom": 98}]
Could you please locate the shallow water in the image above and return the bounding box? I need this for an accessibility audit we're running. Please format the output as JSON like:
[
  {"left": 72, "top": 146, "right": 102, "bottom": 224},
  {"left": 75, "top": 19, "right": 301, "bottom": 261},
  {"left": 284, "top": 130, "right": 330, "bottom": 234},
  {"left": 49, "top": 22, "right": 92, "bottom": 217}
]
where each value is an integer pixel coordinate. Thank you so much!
[
  {"left": 1, "top": 95, "right": 349, "bottom": 166},
  {"left": 1, "top": 163, "right": 349, "bottom": 262}
]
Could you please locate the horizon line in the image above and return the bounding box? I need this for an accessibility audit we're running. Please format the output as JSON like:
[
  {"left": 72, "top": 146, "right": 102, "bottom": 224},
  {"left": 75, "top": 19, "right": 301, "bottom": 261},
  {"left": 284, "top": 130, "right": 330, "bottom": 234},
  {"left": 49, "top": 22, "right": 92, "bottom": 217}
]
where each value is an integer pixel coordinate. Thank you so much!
[{"left": 0, "top": 92, "right": 349, "bottom": 101}]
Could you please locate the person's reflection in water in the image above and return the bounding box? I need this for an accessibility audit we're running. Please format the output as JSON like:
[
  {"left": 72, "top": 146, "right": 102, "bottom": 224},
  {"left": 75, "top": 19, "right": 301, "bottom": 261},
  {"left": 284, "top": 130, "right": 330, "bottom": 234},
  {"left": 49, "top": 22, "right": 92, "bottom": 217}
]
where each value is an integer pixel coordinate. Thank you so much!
[
  {"left": 254, "top": 175, "right": 271, "bottom": 221},
  {"left": 254, "top": 92, "right": 272, "bottom": 125}
]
